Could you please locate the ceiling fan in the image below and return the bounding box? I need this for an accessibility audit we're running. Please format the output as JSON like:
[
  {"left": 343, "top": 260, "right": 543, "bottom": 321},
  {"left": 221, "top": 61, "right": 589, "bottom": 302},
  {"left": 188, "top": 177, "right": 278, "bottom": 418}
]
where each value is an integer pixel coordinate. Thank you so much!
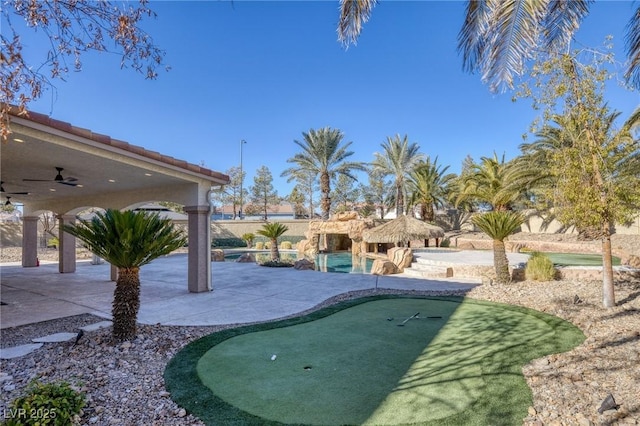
[
  {"left": 0, "top": 181, "right": 30, "bottom": 195},
  {"left": 23, "top": 167, "right": 79, "bottom": 186}
]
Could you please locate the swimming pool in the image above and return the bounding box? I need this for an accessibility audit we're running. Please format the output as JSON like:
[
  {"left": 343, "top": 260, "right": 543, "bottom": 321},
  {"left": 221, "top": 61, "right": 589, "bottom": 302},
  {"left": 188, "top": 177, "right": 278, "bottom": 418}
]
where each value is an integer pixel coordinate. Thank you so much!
[
  {"left": 315, "top": 252, "right": 373, "bottom": 274},
  {"left": 224, "top": 251, "right": 373, "bottom": 274}
]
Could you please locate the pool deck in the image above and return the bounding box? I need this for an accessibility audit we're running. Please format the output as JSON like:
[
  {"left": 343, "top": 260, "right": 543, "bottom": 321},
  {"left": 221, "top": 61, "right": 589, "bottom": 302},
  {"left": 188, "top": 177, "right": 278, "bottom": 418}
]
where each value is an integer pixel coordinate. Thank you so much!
[{"left": 1, "top": 253, "right": 481, "bottom": 329}]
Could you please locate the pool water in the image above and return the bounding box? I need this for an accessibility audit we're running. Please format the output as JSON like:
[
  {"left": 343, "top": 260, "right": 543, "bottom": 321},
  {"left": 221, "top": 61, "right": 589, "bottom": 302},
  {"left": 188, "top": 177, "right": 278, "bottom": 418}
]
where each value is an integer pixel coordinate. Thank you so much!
[
  {"left": 224, "top": 251, "right": 373, "bottom": 274},
  {"left": 315, "top": 252, "right": 373, "bottom": 274}
]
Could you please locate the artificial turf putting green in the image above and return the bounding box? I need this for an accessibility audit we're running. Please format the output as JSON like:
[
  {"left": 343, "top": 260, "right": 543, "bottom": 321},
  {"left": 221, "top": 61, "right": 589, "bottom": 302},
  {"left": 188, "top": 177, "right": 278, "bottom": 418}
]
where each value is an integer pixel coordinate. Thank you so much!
[{"left": 165, "top": 296, "right": 584, "bottom": 425}]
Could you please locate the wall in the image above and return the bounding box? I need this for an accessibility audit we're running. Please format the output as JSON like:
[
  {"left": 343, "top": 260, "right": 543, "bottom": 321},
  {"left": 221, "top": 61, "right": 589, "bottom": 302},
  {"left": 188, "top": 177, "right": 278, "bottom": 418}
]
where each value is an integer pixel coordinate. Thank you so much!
[
  {"left": 521, "top": 212, "right": 640, "bottom": 235},
  {"left": 211, "top": 220, "right": 311, "bottom": 239},
  {"left": 1, "top": 223, "right": 22, "bottom": 246}
]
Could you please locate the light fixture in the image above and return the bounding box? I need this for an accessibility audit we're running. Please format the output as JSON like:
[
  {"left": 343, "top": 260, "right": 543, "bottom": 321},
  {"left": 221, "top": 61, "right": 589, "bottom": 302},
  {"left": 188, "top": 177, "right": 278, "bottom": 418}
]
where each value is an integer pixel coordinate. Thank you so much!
[
  {"left": 108, "top": 179, "right": 116, "bottom": 183},
  {"left": 13, "top": 138, "right": 24, "bottom": 143},
  {"left": 144, "top": 173, "right": 152, "bottom": 177},
  {"left": 49, "top": 188, "right": 56, "bottom": 192}
]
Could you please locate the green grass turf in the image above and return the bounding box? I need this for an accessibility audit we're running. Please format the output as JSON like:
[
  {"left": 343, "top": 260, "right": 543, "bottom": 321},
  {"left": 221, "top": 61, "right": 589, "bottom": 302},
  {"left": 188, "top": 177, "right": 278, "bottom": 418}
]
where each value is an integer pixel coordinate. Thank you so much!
[
  {"left": 542, "top": 252, "right": 621, "bottom": 266},
  {"left": 165, "top": 295, "right": 584, "bottom": 425}
]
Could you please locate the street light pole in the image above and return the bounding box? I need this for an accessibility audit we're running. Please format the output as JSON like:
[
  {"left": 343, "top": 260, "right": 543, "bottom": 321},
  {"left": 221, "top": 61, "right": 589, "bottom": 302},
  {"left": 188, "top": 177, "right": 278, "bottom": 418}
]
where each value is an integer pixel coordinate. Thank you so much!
[{"left": 239, "top": 139, "right": 246, "bottom": 219}]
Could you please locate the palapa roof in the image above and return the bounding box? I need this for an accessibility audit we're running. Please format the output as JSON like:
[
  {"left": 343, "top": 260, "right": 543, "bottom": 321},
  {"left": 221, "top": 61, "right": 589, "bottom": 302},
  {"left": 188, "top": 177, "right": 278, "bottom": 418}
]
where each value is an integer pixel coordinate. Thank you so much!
[{"left": 362, "top": 215, "right": 445, "bottom": 243}]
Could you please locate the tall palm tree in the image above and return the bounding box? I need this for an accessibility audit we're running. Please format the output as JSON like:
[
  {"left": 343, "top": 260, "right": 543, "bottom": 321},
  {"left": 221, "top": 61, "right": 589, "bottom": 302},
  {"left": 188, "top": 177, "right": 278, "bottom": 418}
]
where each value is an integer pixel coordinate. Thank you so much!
[
  {"left": 454, "top": 152, "right": 537, "bottom": 211},
  {"left": 407, "top": 156, "right": 455, "bottom": 223},
  {"left": 256, "top": 222, "right": 289, "bottom": 261},
  {"left": 372, "top": 134, "right": 424, "bottom": 217},
  {"left": 63, "top": 209, "right": 187, "bottom": 341},
  {"left": 338, "top": 1, "right": 640, "bottom": 91},
  {"left": 281, "top": 127, "right": 367, "bottom": 219},
  {"left": 472, "top": 210, "right": 524, "bottom": 284}
]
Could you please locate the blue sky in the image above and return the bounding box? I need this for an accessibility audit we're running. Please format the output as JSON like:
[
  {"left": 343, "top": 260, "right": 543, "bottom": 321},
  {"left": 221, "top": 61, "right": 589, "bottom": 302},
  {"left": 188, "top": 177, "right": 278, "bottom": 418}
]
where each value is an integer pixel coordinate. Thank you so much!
[{"left": 14, "top": 1, "right": 640, "bottom": 198}]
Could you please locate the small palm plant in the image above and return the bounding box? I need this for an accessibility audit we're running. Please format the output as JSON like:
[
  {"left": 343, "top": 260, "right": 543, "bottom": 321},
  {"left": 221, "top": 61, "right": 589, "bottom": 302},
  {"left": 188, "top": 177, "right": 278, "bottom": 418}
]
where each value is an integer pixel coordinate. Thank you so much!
[
  {"left": 256, "top": 222, "right": 289, "bottom": 262},
  {"left": 472, "top": 210, "right": 524, "bottom": 284},
  {"left": 242, "top": 233, "right": 255, "bottom": 248},
  {"left": 63, "top": 209, "right": 187, "bottom": 341}
]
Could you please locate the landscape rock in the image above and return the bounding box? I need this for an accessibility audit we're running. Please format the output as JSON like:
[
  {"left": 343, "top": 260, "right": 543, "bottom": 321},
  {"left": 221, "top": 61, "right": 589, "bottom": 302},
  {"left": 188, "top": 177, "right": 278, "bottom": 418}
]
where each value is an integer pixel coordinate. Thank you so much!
[
  {"left": 293, "top": 258, "right": 315, "bottom": 271},
  {"left": 236, "top": 253, "right": 255, "bottom": 263},
  {"left": 387, "top": 247, "right": 413, "bottom": 272},
  {"left": 370, "top": 259, "right": 399, "bottom": 275},
  {"left": 211, "top": 249, "right": 225, "bottom": 262}
]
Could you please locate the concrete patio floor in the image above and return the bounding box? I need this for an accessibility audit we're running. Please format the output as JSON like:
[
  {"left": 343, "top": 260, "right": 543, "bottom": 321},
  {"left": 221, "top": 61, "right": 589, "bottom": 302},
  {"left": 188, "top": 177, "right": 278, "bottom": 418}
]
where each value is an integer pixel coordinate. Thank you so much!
[{"left": 0, "top": 253, "right": 480, "bottom": 329}]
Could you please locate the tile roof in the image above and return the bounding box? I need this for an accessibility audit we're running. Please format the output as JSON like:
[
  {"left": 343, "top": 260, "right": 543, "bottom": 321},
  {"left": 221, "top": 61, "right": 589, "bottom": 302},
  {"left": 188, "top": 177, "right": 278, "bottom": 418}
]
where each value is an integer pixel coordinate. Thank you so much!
[{"left": 8, "top": 107, "right": 229, "bottom": 184}]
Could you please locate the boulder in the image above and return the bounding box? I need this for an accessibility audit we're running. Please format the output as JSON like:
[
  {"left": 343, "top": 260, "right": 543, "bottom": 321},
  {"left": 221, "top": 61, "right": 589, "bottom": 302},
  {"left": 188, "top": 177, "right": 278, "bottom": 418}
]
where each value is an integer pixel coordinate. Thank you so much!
[
  {"left": 387, "top": 247, "right": 413, "bottom": 272},
  {"left": 625, "top": 255, "right": 640, "bottom": 269},
  {"left": 370, "top": 259, "right": 399, "bottom": 275},
  {"left": 236, "top": 253, "right": 256, "bottom": 263},
  {"left": 331, "top": 211, "right": 359, "bottom": 221},
  {"left": 294, "top": 258, "right": 315, "bottom": 271},
  {"left": 211, "top": 249, "right": 225, "bottom": 262}
]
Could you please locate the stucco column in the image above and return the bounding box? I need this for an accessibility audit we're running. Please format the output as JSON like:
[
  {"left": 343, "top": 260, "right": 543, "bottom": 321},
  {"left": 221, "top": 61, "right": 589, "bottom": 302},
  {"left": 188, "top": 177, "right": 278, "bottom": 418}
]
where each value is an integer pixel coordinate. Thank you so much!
[
  {"left": 184, "top": 205, "right": 212, "bottom": 293},
  {"left": 58, "top": 215, "right": 76, "bottom": 273},
  {"left": 21, "top": 216, "right": 39, "bottom": 267}
]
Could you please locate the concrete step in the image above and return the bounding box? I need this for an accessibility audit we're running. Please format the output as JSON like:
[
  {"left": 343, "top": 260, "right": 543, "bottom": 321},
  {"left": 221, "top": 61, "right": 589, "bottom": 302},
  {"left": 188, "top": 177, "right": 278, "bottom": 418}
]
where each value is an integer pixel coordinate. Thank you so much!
[
  {"left": 413, "top": 256, "right": 456, "bottom": 267},
  {"left": 404, "top": 263, "right": 453, "bottom": 279}
]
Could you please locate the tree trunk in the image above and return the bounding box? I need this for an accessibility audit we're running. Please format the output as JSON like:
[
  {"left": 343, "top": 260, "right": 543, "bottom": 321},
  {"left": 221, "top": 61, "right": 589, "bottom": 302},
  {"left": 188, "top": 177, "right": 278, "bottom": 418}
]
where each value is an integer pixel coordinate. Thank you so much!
[
  {"left": 601, "top": 229, "right": 615, "bottom": 308},
  {"left": 270, "top": 238, "right": 280, "bottom": 261},
  {"left": 112, "top": 267, "right": 141, "bottom": 341},
  {"left": 396, "top": 182, "right": 403, "bottom": 217},
  {"left": 320, "top": 172, "right": 331, "bottom": 219},
  {"left": 493, "top": 239, "right": 510, "bottom": 284}
]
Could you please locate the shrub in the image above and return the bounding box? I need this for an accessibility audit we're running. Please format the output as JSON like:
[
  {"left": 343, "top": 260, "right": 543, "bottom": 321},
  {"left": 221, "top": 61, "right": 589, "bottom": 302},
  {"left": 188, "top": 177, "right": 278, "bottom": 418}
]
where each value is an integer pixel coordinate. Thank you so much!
[
  {"left": 4, "top": 380, "right": 85, "bottom": 426},
  {"left": 47, "top": 237, "right": 59, "bottom": 248},
  {"left": 264, "top": 241, "right": 271, "bottom": 249},
  {"left": 212, "top": 238, "right": 246, "bottom": 248},
  {"left": 254, "top": 241, "right": 264, "bottom": 250},
  {"left": 280, "top": 241, "right": 292, "bottom": 250},
  {"left": 525, "top": 252, "right": 557, "bottom": 281},
  {"left": 258, "top": 260, "right": 295, "bottom": 268},
  {"left": 439, "top": 237, "right": 451, "bottom": 248}
]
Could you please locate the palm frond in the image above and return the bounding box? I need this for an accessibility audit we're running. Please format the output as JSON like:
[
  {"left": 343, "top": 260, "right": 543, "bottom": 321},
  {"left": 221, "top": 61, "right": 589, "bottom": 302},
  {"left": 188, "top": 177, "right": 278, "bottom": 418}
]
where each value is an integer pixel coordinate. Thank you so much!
[
  {"left": 459, "top": 0, "right": 551, "bottom": 92},
  {"left": 625, "top": 5, "right": 640, "bottom": 88},
  {"left": 63, "top": 209, "right": 186, "bottom": 269},
  {"left": 472, "top": 210, "right": 524, "bottom": 241},
  {"left": 542, "top": 0, "right": 591, "bottom": 51},
  {"left": 337, "top": 0, "right": 378, "bottom": 46}
]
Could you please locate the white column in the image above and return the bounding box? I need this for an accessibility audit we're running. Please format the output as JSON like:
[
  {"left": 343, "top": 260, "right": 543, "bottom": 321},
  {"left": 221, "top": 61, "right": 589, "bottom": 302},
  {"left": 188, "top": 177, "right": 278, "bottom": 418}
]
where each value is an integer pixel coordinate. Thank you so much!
[
  {"left": 21, "top": 216, "right": 39, "bottom": 267},
  {"left": 58, "top": 214, "right": 76, "bottom": 273},
  {"left": 183, "top": 205, "right": 212, "bottom": 292}
]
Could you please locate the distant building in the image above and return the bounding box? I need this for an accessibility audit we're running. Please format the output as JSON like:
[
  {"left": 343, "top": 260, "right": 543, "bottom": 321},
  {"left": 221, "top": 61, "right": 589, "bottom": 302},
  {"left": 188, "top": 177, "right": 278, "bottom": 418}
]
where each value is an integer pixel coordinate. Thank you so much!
[{"left": 212, "top": 203, "right": 296, "bottom": 221}]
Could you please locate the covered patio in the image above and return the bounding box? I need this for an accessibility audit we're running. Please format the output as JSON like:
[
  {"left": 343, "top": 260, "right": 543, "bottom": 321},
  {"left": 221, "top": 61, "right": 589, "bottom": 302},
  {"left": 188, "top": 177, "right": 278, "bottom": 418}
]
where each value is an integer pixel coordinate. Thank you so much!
[{"left": 1, "top": 109, "right": 229, "bottom": 292}]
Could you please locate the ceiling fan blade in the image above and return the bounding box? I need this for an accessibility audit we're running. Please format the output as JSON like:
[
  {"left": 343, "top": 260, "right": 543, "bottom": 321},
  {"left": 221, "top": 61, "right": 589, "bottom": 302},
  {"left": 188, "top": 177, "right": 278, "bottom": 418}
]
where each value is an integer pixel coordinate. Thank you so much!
[
  {"left": 23, "top": 178, "right": 54, "bottom": 182},
  {"left": 58, "top": 181, "right": 79, "bottom": 187}
]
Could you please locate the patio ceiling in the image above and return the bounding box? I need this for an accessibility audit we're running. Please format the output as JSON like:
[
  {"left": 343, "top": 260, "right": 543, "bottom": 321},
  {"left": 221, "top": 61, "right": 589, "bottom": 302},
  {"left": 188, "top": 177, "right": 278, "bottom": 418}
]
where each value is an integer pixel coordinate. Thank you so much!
[{"left": 1, "top": 109, "right": 229, "bottom": 214}]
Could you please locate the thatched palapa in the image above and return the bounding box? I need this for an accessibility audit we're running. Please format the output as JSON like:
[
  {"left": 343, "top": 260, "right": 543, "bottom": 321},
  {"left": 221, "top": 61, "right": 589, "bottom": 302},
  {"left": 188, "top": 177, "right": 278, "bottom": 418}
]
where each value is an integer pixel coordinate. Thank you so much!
[{"left": 362, "top": 215, "right": 445, "bottom": 243}]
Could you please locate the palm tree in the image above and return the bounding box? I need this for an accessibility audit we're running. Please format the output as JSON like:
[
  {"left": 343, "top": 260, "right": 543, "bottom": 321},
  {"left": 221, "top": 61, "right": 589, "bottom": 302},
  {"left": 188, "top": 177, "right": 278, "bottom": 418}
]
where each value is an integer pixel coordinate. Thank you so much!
[
  {"left": 281, "top": 127, "right": 366, "bottom": 219},
  {"left": 372, "top": 134, "right": 425, "bottom": 217},
  {"left": 454, "top": 152, "right": 537, "bottom": 211},
  {"left": 520, "top": 110, "right": 640, "bottom": 239},
  {"left": 256, "top": 222, "right": 289, "bottom": 261},
  {"left": 338, "top": 1, "right": 640, "bottom": 91},
  {"left": 407, "top": 157, "right": 455, "bottom": 223},
  {"left": 472, "top": 210, "right": 524, "bottom": 284},
  {"left": 63, "top": 209, "right": 187, "bottom": 341}
]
